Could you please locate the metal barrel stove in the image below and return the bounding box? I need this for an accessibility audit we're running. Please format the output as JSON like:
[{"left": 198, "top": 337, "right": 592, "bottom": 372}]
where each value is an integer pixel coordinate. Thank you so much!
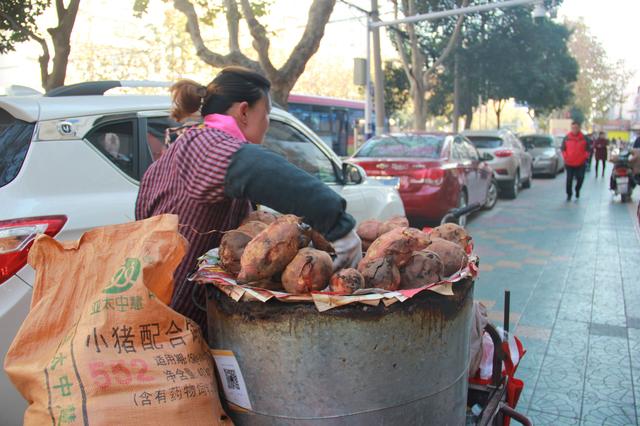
[{"left": 207, "top": 279, "right": 474, "bottom": 426}]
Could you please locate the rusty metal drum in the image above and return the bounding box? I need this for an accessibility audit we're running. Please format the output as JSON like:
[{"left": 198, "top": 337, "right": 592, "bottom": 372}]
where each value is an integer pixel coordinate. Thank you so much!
[{"left": 207, "top": 280, "right": 474, "bottom": 426}]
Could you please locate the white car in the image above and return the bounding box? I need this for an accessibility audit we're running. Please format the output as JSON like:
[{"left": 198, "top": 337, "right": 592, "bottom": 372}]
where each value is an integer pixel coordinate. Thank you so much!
[
  {"left": 462, "top": 129, "right": 533, "bottom": 199},
  {"left": 0, "top": 81, "right": 404, "bottom": 425}
]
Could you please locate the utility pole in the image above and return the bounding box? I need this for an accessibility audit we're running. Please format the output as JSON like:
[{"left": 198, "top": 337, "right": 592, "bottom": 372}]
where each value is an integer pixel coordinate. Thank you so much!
[
  {"left": 365, "top": 15, "right": 373, "bottom": 139},
  {"left": 370, "top": 0, "right": 385, "bottom": 135},
  {"left": 453, "top": 52, "right": 460, "bottom": 132}
]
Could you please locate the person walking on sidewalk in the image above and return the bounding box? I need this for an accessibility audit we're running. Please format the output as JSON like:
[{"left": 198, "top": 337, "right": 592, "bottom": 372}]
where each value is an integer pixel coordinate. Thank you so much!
[
  {"left": 561, "top": 121, "right": 590, "bottom": 201},
  {"left": 593, "top": 131, "right": 609, "bottom": 178}
]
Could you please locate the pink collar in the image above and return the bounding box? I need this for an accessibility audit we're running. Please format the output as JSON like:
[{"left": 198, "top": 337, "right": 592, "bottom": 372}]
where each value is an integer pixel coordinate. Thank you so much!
[{"left": 203, "top": 114, "right": 246, "bottom": 141}]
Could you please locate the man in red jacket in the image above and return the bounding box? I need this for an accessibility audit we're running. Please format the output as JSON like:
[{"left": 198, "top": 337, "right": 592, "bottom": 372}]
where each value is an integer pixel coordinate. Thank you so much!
[{"left": 561, "top": 121, "right": 590, "bottom": 201}]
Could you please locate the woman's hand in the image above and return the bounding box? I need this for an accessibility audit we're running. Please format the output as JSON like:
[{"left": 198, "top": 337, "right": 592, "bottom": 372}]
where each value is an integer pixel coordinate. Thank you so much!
[{"left": 331, "top": 230, "right": 363, "bottom": 271}]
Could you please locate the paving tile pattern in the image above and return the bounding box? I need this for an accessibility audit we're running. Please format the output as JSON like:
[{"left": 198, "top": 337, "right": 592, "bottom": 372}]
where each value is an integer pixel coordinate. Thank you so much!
[{"left": 467, "top": 171, "right": 640, "bottom": 425}]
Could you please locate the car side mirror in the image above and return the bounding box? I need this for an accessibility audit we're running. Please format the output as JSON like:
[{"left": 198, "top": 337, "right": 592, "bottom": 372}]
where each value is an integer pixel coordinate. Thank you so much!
[{"left": 343, "top": 162, "right": 365, "bottom": 184}]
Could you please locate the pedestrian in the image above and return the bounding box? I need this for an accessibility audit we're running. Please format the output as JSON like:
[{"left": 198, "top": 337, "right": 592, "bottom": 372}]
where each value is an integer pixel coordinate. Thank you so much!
[
  {"left": 135, "top": 66, "right": 362, "bottom": 333},
  {"left": 593, "top": 131, "right": 609, "bottom": 178},
  {"left": 584, "top": 132, "right": 594, "bottom": 172},
  {"left": 561, "top": 121, "right": 590, "bottom": 201},
  {"left": 634, "top": 134, "right": 640, "bottom": 149}
]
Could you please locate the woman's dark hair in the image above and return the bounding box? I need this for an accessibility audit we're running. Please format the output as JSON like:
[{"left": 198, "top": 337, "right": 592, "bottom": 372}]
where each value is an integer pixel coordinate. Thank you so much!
[{"left": 170, "top": 66, "right": 271, "bottom": 121}]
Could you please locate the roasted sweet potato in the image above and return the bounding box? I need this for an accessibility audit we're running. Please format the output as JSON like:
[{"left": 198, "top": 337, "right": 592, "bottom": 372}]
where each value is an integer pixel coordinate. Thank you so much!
[
  {"left": 379, "top": 216, "right": 410, "bottom": 235},
  {"left": 363, "top": 227, "right": 431, "bottom": 267},
  {"left": 282, "top": 248, "right": 333, "bottom": 294},
  {"left": 274, "top": 214, "right": 301, "bottom": 225},
  {"left": 236, "top": 221, "right": 268, "bottom": 238},
  {"left": 400, "top": 250, "right": 444, "bottom": 289},
  {"left": 428, "top": 238, "right": 468, "bottom": 277},
  {"left": 219, "top": 230, "right": 253, "bottom": 275},
  {"left": 357, "top": 219, "right": 383, "bottom": 241},
  {"left": 329, "top": 268, "right": 365, "bottom": 295},
  {"left": 241, "top": 210, "right": 278, "bottom": 225},
  {"left": 430, "top": 223, "right": 472, "bottom": 251},
  {"left": 358, "top": 256, "right": 401, "bottom": 291},
  {"left": 237, "top": 221, "right": 301, "bottom": 283}
]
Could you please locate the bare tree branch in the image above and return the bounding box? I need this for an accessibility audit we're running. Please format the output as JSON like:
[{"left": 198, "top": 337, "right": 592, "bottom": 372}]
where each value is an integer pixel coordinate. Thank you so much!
[
  {"left": 279, "top": 0, "right": 336, "bottom": 84},
  {"left": 225, "top": 0, "right": 240, "bottom": 52},
  {"left": 407, "top": 0, "right": 424, "bottom": 94},
  {"left": 391, "top": 28, "right": 414, "bottom": 92},
  {"left": 423, "top": 0, "right": 469, "bottom": 84},
  {"left": 60, "top": 0, "right": 80, "bottom": 33},
  {"left": 173, "top": 0, "right": 260, "bottom": 71},
  {"left": 56, "top": 0, "right": 65, "bottom": 21},
  {"left": 390, "top": 2, "right": 413, "bottom": 86},
  {"left": 239, "top": 0, "right": 277, "bottom": 76}
]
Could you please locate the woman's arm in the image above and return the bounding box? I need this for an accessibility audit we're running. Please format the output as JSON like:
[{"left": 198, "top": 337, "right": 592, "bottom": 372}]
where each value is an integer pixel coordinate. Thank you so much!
[{"left": 224, "top": 144, "right": 355, "bottom": 241}]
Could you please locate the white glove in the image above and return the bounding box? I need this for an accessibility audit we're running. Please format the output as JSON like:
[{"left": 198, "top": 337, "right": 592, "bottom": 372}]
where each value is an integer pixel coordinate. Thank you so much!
[{"left": 331, "top": 229, "right": 363, "bottom": 271}]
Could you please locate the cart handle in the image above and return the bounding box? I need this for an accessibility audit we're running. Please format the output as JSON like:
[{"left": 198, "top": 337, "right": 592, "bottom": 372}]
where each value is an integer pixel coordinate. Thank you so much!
[
  {"left": 499, "top": 403, "right": 532, "bottom": 426},
  {"left": 484, "top": 323, "right": 506, "bottom": 387}
]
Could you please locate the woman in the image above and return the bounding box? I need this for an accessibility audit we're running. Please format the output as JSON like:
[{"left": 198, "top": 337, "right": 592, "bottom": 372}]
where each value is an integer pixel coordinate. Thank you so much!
[
  {"left": 136, "top": 67, "right": 361, "bottom": 333},
  {"left": 593, "top": 131, "right": 609, "bottom": 178}
]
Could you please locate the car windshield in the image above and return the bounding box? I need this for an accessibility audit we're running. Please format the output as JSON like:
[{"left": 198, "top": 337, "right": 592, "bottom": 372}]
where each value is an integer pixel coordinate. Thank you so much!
[
  {"left": 355, "top": 135, "right": 444, "bottom": 158},
  {"left": 466, "top": 136, "right": 503, "bottom": 149},
  {"left": 521, "top": 136, "right": 553, "bottom": 149}
]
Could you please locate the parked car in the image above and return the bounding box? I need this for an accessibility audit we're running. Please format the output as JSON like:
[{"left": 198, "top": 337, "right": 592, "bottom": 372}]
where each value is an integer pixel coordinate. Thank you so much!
[
  {"left": 462, "top": 129, "right": 533, "bottom": 199},
  {"left": 349, "top": 133, "right": 498, "bottom": 227},
  {"left": 0, "top": 81, "right": 405, "bottom": 425},
  {"left": 520, "top": 134, "right": 564, "bottom": 177}
]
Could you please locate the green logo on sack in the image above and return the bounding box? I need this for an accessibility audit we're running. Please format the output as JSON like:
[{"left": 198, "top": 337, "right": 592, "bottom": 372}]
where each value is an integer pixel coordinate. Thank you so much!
[{"left": 103, "top": 258, "right": 141, "bottom": 295}]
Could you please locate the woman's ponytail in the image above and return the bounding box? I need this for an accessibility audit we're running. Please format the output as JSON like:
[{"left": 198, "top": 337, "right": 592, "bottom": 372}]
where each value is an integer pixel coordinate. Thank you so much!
[
  {"left": 170, "top": 67, "right": 271, "bottom": 122},
  {"left": 170, "top": 79, "right": 207, "bottom": 122}
]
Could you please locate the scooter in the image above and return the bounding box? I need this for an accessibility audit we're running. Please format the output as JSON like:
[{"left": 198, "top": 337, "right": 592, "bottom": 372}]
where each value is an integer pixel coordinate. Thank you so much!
[{"left": 610, "top": 150, "right": 637, "bottom": 202}]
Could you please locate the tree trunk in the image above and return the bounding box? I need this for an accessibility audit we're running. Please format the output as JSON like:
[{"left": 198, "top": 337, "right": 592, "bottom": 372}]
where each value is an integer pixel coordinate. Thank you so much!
[
  {"left": 270, "top": 79, "right": 295, "bottom": 109},
  {"left": 493, "top": 99, "right": 504, "bottom": 129},
  {"left": 463, "top": 104, "right": 473, "bottom": 129},
  {"left": 412, "top": 88, "right": 426, "bottom": 131},
  {"left": 41, "top": 0, "right": 80, "bottom": 91}
]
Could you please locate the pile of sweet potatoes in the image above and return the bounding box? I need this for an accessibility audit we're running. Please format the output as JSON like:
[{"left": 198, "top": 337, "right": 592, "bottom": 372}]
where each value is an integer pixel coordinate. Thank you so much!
[
  {"left": 218, "top": 212, "right": 471, "bottom": 295},
  {"left": 353, "top": 219, "right": 470, "bottom": 291}
]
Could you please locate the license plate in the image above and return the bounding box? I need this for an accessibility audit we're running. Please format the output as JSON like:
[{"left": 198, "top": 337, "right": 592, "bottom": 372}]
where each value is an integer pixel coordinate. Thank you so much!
[
  {"left": 617, "top": 177, "right": 629, "bottom": 184},
  {"left": 371, "top": 177, "right": 400, "bottom": 187}
]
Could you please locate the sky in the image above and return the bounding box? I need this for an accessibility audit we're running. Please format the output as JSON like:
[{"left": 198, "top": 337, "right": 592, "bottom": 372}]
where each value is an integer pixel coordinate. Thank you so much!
[
  {"left": 558, "top": 0, "right": 640, "bottom": 115},
  {"left": 1, "top": 0, "right": 639, "bottom": 115}
]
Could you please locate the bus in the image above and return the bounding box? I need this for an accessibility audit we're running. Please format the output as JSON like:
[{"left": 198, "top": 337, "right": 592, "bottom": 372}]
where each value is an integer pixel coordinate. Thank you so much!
[{"left": 287, "top": 94, "right": 365, "bottom": 156}]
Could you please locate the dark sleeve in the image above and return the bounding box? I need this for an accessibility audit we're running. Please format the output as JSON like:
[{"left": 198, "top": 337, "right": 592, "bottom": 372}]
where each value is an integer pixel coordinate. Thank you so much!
[
  {"left": 561, "top": 137, "right": 567, "bottom": 152},
  {"left": 224, "top": 144, "right": 355, "bottom": 241}
]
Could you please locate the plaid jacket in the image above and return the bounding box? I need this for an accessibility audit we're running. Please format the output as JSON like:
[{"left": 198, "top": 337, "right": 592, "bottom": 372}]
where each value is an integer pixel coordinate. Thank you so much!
[{"left": 136, "top": 126, "right": 250, "bottom": 331}]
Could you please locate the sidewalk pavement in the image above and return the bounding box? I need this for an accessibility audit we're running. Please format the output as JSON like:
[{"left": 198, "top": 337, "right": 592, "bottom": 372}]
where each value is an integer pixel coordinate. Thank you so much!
[{"left": 467, "top": 169, "right": 640, "bottom": 425}]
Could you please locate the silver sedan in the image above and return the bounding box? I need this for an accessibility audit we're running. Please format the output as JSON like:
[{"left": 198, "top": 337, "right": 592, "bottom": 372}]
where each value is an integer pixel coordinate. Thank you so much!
[{"left": 521, "top": 134, "right": 564, "bottom": 177}]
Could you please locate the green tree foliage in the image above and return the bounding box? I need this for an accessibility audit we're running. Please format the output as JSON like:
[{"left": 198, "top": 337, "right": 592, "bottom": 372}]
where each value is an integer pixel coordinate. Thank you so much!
[
  {"left": 390, "top": 0, "right": 470, "bottom": 130},
  {"left": 426, "top": 1, "right": 577, "bottom": 128},
  {"left": 0, "top": 0, "right": 80, "bottom": 91},
  {"left": 566, "top": 19, "right": 634, "bottom": 123},
  {"left": 481, "top": 10, "right": 577, "bottom": 125},
  {"left": 383, "top": 61, "right": 410, "bottom": 118},
  {"left": 0, "top": 0, "right": 50, "bottom": 53}
]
